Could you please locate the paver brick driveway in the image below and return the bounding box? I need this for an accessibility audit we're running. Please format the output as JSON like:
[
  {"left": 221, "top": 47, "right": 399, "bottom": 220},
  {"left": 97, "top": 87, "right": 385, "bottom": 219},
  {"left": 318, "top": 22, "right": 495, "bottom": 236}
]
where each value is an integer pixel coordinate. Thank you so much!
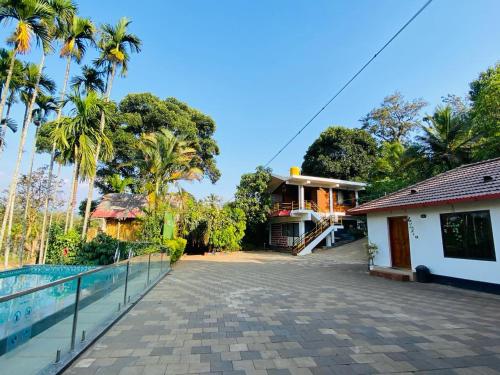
[{"left": 66, "top": 246, "right": 500, "bottom": 374}]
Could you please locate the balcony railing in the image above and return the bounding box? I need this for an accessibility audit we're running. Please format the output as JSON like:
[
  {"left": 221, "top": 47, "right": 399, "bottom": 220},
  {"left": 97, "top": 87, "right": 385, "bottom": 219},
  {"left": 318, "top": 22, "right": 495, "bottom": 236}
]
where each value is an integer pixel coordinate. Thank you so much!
[{"left": 270, "top": 200, "right": 319, "bottom": 215}]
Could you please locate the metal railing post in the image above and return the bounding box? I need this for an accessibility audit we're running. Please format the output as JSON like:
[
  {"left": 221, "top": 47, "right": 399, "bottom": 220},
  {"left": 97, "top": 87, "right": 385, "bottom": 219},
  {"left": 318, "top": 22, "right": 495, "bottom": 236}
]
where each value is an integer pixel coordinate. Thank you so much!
[
  {"left": 123, "top": 261, "right": 130, "bottom": 306},
  {"left": 70, "top": 276, "right": 82, "bottom": 351},
  {"left": 146, "top": 253, "right": 151, "bottom": 284}
]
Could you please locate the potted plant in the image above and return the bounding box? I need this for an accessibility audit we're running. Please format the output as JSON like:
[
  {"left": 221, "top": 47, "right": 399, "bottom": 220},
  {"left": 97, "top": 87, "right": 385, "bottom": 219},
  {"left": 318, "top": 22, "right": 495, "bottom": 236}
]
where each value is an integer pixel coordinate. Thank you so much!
[{"left": 365, "top": 241, "right": 379, "bottom": 271}]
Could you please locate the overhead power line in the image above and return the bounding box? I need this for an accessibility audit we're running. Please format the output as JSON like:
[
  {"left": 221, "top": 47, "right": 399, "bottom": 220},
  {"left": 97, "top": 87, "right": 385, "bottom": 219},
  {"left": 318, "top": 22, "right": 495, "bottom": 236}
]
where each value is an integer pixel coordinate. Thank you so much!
[{"left": 264, "top": 0, "right": 433, "bottom": 167}]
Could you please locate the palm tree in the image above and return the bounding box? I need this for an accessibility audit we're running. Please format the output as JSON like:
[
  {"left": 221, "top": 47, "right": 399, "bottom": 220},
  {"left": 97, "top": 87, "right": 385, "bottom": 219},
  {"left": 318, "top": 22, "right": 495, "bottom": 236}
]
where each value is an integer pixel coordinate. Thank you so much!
[
  {"left": 106, "top": 174, "right": 134, "bottom": 193},
  {"left": 81, "top": 17, "right": 141, "bottom": 238},
  {"left": 137, "top": 129, "right": 201, "bottom": 209},
  {"left": 39, "top": 9, "right": 98, "bottom": 261},
  {"left": 52, "top": 90, "right": 113, "bottom": 232},
  {"left": 17, "top": 93, "right": 57, "bottom": 264},
  {"left": 0, "top": 59, "right": 56, "bottom": 267},
  {"left": 419, "top": 105, "right": 475, "bottom": 172},
  {"left": 0, "top": 48, "right": 23, "bottom": 154},
  {"left": 0, "top": 0, "right": 53, "bottom": 123},
  {"left": 70, "top": 64, "right": 105, "bottom": 94}
]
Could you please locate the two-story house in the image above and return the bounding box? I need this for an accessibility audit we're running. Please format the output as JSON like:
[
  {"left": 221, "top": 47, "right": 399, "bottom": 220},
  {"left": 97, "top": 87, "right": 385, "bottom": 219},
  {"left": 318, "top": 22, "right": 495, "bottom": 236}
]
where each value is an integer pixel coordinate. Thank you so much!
[{"left": 267, "top": 167, "right": 367, "bottom": 255}]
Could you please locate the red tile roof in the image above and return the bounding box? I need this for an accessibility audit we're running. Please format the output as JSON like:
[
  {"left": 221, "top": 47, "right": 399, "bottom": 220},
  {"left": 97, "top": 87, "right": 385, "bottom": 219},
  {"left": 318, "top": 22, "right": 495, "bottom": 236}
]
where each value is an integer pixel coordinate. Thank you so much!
[
  {"left": 91, "top": 193, "right": 148, "bottom": 220},
  {"left": 349, "top": 158, "right": 500, "bottom": 215}
]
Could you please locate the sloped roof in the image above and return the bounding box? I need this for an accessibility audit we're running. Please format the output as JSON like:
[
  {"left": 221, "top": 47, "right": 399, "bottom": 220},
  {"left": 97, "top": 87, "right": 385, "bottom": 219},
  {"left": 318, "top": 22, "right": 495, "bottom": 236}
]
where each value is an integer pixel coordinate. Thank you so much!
[
  {"left": 349, "top": 158, "right": 500, "bottom": 215},
  {"left": 91, "top": 193, "right": 148, "bottom": 220}
]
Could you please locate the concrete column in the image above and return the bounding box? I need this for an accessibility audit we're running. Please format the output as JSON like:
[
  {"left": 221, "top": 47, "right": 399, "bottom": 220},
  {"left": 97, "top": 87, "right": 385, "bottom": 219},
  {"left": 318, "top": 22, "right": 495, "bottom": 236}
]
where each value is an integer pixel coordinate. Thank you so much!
[
  {"left": 298, "top": 185, "right": 304, "bottom": 210},
  {"left": 329, "top": 188, "right": 333, "bottom": 214},
  {"left": 268, "top": 222, "right": 272, "bottom": 245},
  {"left": 355, "top": 190, "right": 359, "bottom": 206},
  {"left": 326, "top": 234, "right": 332, "bottom": 247},
  {"left": 298, "top": 221, "right": 305, "bottom": 237}
]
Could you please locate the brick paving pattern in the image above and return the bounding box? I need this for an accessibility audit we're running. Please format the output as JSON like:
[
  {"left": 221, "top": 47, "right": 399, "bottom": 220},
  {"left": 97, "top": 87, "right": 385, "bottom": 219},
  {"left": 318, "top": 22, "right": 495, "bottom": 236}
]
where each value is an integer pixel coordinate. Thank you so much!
[{"left": 65, "top": 249, "right": 500, "bottom": 374}]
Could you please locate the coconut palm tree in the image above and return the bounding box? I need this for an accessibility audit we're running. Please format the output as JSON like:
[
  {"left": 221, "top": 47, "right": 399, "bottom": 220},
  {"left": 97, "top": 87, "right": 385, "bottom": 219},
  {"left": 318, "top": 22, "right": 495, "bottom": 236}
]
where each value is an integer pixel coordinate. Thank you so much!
[
  {"left": 1, "top": 62, "right": 56, "bottom": 265},
  {"left": 17, "top": 93, "right": 57, "bottom": 264},
  {"left": 52, "top": 90, "right": 113, "bottom": 232},
  {"left": 0, "top": 0, "right": 53, "bottom": 123},
  {"left": 137, "top": 129, "right": 201, "bottom": 210},
  {"left": 81, "top": 17, "right": 141, "bottom": 238},
  {"left": 70, "top": 64, "right": 105, "bottom": 94},
  {"left": 419, "top": 105, "right": 475, "bottom": 172}
]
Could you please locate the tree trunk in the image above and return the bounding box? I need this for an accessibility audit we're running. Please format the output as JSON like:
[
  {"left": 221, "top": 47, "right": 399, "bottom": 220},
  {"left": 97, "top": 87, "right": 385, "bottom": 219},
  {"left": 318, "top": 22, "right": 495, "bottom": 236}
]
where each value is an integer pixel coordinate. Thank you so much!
[
  {"left": 0, "top": 47, "right": 18, "bottom": 129},
  {"left": 64, "top": 149, "right": 79, "bottom": 233},
  {"left": 0, "top": 90, "right": 15, "bottom": 159},
  {"left": 1, "top": 52, "right": 46, "bottom": 268},
  {"left": 18, "top": 126, "right": 40, "bottom": 264},
  {"left": 38, "top": 56, "right": 72, "bottom": 264},
  {"left": 68, "top": 149, "right": 80, "bottom": 231},
  {"left": 81, "top": 62, "right": 117, "bottom": 239},
  {"left": 0, "top": 104, "right": 29, "bottom": 267}
]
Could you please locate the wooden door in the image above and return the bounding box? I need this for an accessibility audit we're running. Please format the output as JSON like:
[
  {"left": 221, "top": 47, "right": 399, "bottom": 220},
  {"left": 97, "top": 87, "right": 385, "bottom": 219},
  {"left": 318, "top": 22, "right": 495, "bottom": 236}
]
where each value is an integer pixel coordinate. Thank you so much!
[{"left": 388, "top": 217, "right": 411, "bottom": 269}]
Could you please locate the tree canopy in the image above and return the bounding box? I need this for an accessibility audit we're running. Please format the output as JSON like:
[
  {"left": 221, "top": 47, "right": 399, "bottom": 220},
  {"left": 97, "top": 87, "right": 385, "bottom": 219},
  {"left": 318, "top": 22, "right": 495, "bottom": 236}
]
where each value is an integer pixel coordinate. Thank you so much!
[
  {"left": 96, "top": 93, "right": 220, "bottom": 193},
  {"left": 301, "top": 126, "right": 378, "bottom": 180}
]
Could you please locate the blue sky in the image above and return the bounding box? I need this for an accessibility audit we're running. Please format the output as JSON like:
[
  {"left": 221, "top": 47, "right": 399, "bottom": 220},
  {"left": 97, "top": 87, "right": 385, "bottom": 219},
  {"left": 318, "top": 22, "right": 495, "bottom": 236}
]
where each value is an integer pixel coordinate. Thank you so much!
[{"left": 1, "top": 0, "right": 499, "bottom": 204}]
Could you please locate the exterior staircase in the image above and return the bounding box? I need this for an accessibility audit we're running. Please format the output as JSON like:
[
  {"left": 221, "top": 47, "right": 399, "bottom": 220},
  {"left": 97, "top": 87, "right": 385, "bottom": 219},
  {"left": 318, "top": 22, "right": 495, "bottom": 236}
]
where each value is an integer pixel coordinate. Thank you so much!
[{"left": 291, "top": 216, "right": 337, "bottom": 256}]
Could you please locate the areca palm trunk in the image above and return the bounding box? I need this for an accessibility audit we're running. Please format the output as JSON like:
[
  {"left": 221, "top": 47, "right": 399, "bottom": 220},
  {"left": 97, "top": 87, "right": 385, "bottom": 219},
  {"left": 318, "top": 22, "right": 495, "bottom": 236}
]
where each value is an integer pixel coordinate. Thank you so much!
[
  {"left": 81, "top": 62, "right": 117, "bottom": 239},
  {"left": 0, "top": 49, "right": 45, "bottom": 267},
  {"left": 0, "top": 48, "right": 18, "bottom": 126},
  {"left": 18, "top": 126, "right": 40, "bottom": 265},
  {"left": 0, "top": 91, "right": 15, "bottom": 160},
  {"left": 65, "top": 147, "right": 79, "bottom": 232},
  {"left": 38, "top": 56, "right": 72, "bottom": 264},
  {"left": 64, "top": 157, "right": 78, "bottom": 232}
]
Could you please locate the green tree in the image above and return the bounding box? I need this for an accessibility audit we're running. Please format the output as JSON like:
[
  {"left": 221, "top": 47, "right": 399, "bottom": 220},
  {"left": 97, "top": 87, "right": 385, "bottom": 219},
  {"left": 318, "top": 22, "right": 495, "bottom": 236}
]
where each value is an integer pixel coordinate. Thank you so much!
[
  {"left": 302, "top": 126, "right": 378, "bottom": 180},
  {"left": 234, "top": 166, "right": 272, "bottom": 246},
  {"left": 419, "top": 105, "right": 474, "bottom": 172},
  {"left": 51, "top": 90, "right": 113, "bottom": 232},
  {"left": 70, "top": 64, "right": 105, "bottom": 94},
  {"left": 106, "top": 174, "right": 134, "bottom": 193},
  {"left": 468, "top": 63, "right": 500, "bottom": 159},
  {"left": 96, "top": 93, "right": 221, "bottom": 193},
  {"left": 361, "top": 91, "right": 427, "bottom": 143}
]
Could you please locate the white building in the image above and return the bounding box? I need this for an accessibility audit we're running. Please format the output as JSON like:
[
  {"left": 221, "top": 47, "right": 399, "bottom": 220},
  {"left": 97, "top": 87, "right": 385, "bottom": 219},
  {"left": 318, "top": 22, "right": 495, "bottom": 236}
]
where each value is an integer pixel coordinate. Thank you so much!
[
  {"left": 267, "top": 167, "right": 366, "bottom": 255},
  {"left": 349, "top": 158, "right": 500, "bottom": 286}
]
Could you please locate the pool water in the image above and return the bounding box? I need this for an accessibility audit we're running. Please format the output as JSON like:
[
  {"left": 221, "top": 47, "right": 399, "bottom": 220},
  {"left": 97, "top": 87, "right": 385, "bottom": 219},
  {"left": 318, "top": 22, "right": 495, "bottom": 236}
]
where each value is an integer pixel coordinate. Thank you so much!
[
  {"left": 0, "top": 265, "right": 95, "bottom": 296},
  {"left": 0, "top": 264, "right": 130, "bottom": 352}
]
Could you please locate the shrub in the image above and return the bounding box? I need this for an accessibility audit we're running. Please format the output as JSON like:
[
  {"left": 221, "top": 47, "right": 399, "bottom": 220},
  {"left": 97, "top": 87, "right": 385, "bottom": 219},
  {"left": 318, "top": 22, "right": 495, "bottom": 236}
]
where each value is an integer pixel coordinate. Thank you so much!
[
  {"left": 78, "top": 233, "right": 119, "bottom": 265},
  {"left": 45, "top": 227, "right": 82, "bottom": 265},
  {"left": 165, "top": 238, "right": 187, "bottom": 263}
]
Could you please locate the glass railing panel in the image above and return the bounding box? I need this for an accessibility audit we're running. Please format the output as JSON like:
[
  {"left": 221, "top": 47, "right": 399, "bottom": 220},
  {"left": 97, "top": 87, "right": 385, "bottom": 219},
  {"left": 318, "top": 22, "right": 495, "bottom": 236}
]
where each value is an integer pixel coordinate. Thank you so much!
[
  {"left": 74, "top": 264, "right": 127, "bottom": 345},
  {"left": 0, "top": 278, "right": 77, "bottom": 375},
  {"left": 125, "top": 255, "right": 149, "bottom": 302}
]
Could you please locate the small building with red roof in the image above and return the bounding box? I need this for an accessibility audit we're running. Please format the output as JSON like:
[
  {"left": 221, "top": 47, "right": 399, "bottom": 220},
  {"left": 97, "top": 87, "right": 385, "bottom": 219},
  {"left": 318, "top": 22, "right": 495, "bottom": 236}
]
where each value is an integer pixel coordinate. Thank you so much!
[
  {"left": 88, "top": 193, "right": 148, "bottom": 241},
  {"left": 349, "top": 158, "right": 500, "bottom": 286}
]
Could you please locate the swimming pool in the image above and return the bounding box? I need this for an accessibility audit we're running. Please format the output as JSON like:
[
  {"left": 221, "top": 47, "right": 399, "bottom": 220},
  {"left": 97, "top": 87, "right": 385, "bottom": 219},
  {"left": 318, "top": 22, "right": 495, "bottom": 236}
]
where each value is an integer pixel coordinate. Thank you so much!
[
  {"left": 0, "top": 264, "right": 128, "bottom": 353},
  {"left": 0, "top": 265, "right": 95, "bottom": 296}
]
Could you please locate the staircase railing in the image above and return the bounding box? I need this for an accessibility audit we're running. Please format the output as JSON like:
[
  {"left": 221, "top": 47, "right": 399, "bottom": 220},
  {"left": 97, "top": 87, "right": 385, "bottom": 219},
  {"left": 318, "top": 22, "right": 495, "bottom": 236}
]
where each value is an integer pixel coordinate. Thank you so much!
[{"left": 291, "top": 216, "right": 336, "bottom": 255}]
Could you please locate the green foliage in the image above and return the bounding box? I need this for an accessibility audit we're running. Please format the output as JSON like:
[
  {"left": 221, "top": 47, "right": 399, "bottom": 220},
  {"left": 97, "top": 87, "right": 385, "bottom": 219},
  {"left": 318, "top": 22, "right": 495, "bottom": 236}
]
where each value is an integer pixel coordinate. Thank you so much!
[
  {"left": 302, "top": 126, "right": 378, "bottom": 180},
  {"left": 361, "top": 91, "right": 427, "bottom": 143},
  {"left": 78, "top": 233, "right": 118, "bottom": 265},
  {"left": 45, "top": 226, "right": 82, "bottom": 265},
  {"left": 209, "top": 206, "right": 246, "bottom": 252},
  {"left": 469, "top": 63, "right": 500, "bottom": 160},
  {"left": 234, "top": 166, "right": 272, "bottom": 246},
  {"left": 78, "top": 199, "right": 98, "bottom": 217},
  {"left": 165, "top": 238, "right": 187, "bottom": 263},
  {"left": 178, "top": 195, "right": 246, "bottom": 253},
  {"left": 96, "top": 93, "right": 220, "bottom": 193}
]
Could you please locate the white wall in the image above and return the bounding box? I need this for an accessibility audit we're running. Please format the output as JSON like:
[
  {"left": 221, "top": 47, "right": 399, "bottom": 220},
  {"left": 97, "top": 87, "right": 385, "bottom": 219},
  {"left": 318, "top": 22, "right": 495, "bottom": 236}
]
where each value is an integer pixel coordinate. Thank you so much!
[{"left": 367, "top": 200, "right": 500, "bottom": 284}]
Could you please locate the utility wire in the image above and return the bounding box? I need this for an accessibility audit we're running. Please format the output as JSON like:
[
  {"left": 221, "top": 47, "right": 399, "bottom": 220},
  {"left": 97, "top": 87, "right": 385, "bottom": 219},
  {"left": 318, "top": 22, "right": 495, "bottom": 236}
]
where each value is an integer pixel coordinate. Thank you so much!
[{"left": 264, "top": 0, "right": 433, "bottom": 167}]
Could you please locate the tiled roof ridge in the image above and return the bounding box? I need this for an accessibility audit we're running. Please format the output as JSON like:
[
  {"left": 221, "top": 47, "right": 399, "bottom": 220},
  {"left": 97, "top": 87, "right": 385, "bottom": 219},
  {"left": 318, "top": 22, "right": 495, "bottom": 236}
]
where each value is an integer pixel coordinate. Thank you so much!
[{"left": 350, "top": 157, "right": 500, "bottom": 213}]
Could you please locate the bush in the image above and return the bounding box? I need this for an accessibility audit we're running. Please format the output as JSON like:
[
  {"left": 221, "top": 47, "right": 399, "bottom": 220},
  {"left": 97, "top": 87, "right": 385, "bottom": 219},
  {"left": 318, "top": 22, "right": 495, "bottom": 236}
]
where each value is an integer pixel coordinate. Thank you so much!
[
  {"left": 122, "top": 242, "right": 161, "bottom": 257},
  {"left": 165, "top": 238, "right": 186, "bottom": 263},
  {"left": 79, "top": 233, "right": 119, "bottom": 265},
  {"left": 45, "top": 227, "right": 82, "bottom": 265}
]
